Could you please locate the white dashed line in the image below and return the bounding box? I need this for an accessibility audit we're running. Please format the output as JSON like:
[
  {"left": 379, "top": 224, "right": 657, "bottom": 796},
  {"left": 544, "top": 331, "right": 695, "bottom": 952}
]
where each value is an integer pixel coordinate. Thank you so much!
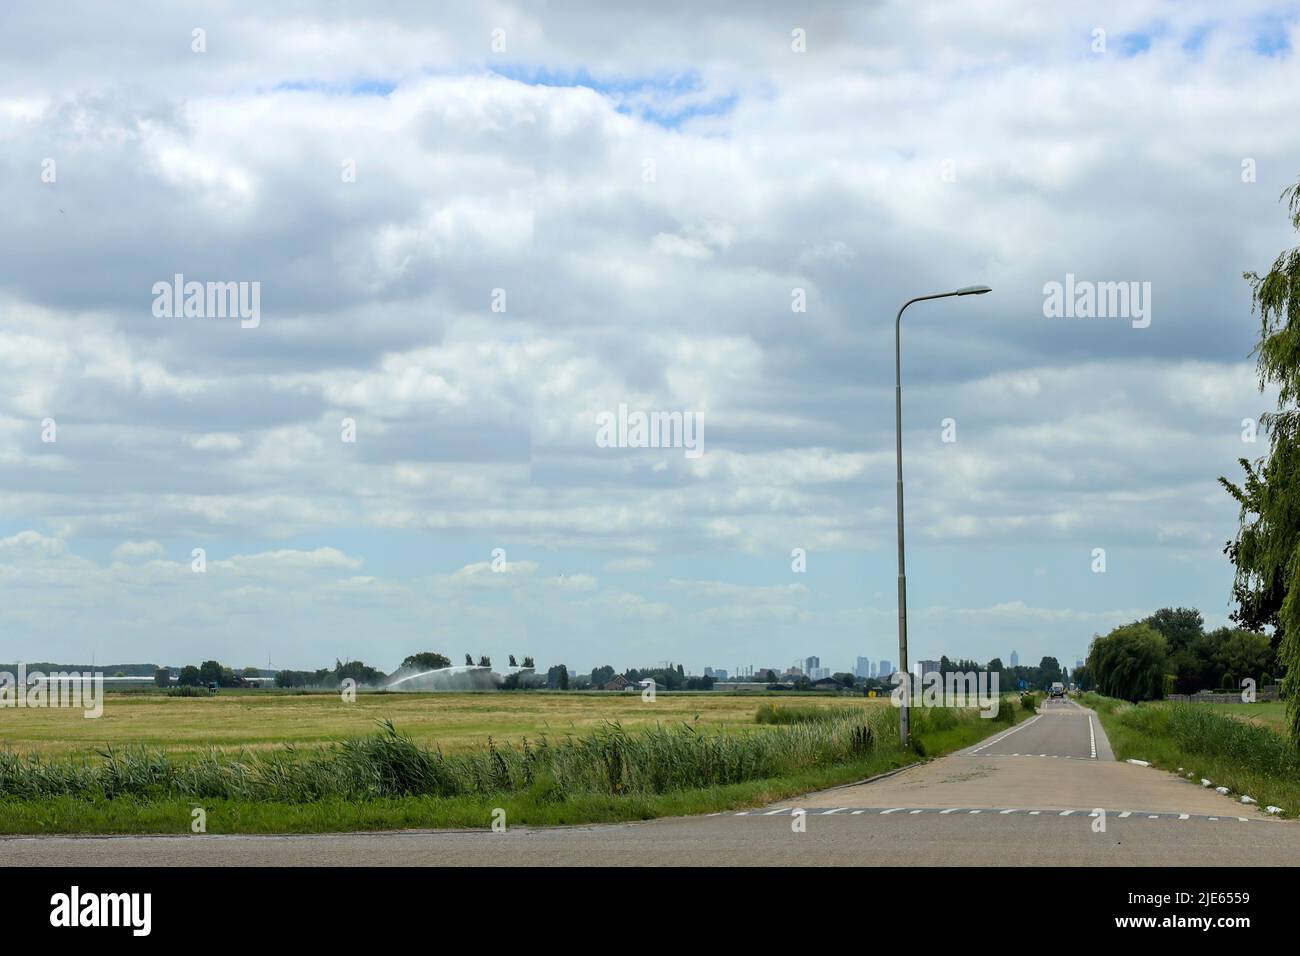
[
  {"left": 965, "top": 713, "right": 1043, "bottom": 755},
  {"left": 999, "top": 809, "right": 1017, "bottom": 814},
  {"left": 1088, "top": 715, "right": 1097, "bottom": 759},
  {"left": 1119, "top": 811, "right": 1132, "bottom": 818},
  {"left": 880, "top": 808, "right": 905, "bottom": 815}
]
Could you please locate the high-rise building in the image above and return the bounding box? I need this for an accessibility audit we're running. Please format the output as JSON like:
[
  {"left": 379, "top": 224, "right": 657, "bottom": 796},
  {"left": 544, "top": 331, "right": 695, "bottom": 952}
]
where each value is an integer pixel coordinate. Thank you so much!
[
  {"left": 1009, "top": 650, "right": 1020, "bottom": 668},
  {"left": 877, "top": 660, "right": 892, "bottom": 678},
  {"left": 855, "top": 656, "right": 872, "bottom": 678},
  {"left": 805, "top": 656, "right": 820, "bottom": 674},
  {"left": 917, "top": 659, "right": 941, "bottom": 680},
  {"left": 713, "top": 669, "right": 728, "bottom": 681}
]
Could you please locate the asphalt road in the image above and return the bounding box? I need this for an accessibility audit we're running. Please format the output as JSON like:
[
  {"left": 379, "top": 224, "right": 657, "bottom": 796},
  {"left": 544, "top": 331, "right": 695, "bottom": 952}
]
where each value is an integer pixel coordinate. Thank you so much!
[{"left": 5, "top": 699, "right": 1294, "bottom": 866}]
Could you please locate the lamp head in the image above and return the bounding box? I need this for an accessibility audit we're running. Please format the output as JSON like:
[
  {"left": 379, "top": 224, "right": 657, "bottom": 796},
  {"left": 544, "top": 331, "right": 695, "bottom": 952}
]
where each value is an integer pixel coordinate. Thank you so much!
[{"left": 955, "top": 285, "right": 992, "bottom": 296}]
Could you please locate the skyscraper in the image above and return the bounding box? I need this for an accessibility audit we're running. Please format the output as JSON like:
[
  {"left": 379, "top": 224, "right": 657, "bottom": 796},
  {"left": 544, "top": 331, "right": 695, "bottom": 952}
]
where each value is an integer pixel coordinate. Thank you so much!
[
  {"left": 1010, "top": 650, "right": 1019, "bottom": 668},
  {"left": 805, "top": 656, "right": 820, "bottom": 675},
  {"left": 855, "top": 656, "right": 872, "bottom": 678}
]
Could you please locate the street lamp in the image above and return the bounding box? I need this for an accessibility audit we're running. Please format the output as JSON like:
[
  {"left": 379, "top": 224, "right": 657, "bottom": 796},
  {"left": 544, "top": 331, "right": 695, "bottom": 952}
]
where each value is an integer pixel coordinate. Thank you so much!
[{"left": 894, "top": 284, "right": 991, "bottom": 747}]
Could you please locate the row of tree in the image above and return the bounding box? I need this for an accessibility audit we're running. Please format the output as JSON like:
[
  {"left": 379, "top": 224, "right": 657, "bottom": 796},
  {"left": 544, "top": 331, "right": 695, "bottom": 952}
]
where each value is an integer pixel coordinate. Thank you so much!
[{"left": 1083, "top": 608, "right": 1278, "bottom": 702}]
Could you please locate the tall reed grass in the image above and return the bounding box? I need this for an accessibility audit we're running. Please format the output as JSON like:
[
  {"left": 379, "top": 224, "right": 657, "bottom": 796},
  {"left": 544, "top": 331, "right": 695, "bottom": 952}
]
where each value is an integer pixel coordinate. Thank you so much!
[{"left": 0, "top": 710, "right": 896, "bottom": 804}]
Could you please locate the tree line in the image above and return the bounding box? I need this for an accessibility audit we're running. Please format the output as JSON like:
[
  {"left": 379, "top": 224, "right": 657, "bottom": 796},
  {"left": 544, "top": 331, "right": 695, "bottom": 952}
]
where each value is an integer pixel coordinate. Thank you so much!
[{"left": 1083, "top": 607, "right": 1277, "bottom": 703}]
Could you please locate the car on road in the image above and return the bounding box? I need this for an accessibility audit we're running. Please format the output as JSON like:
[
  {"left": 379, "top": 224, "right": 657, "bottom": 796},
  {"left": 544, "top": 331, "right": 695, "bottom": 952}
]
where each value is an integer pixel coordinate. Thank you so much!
[{"left": 1049, "top": 681, "right": 1065, "bottom": 698}]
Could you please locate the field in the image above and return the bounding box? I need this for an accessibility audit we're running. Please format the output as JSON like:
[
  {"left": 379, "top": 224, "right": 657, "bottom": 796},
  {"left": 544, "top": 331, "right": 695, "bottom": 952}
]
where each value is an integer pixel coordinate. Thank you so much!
[
  {"left": 1210, "top": 700, "right": 1288, "bottom": 733},
  {"left": 0, "top": 691, "right": 878, "bottom": 760},
  {"left": 0, "top": 691, "right": 1035, "bottom": 834}
]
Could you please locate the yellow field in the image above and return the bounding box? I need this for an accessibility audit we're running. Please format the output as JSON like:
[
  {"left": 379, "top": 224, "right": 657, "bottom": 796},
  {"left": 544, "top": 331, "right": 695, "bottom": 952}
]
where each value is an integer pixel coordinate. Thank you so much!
[{"left": 0, "top": 691, "right": 883, "bottom": 759}]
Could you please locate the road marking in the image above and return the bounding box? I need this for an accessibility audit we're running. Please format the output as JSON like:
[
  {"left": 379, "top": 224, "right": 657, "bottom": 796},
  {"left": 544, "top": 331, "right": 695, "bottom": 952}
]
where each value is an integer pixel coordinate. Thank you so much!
[
  {"left": 965, "top": 713, "right": 1043, "bottom": 755},
  {"left": 740, "top": 807, "right": 1256, "bottom": 822},
  {"left": 1088, "top": 715, "right": 1097, "bottom": 759}
]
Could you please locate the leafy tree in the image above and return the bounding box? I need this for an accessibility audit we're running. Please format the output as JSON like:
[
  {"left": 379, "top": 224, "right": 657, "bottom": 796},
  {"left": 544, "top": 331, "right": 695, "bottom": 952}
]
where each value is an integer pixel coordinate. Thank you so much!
[
  {"left": 153, "top": 668, "right": 171, "bottom": 687},
  {"left": 198, "top": 660, "right": 224, "bottom": 686},
  {"left": 178, "top": 665, "right": 201, "bottom": 687},
  {"left": 1221, "top": 176, "right": 1300, "bottom": 741},
  {"left": 1038, "top": 657, "right": 1063, "bottom": 689},
  {"left": 402, "top": 652, "right": 451, "bottom": 671},
  {"left": 1215, "top": 629, "right": 1274, "bottom": 686},
  {"left": 1142, "top": 607, "right": 1205, "bottom": 655},
  {"left": 546, "top": 664, "right": 569, "bottom": 689},
  {"left": 1087, "top": 623, "right": 1168, "bottom": 702},
  {"left": 591, "top": 665, "right": 615, "bottom": 685}
]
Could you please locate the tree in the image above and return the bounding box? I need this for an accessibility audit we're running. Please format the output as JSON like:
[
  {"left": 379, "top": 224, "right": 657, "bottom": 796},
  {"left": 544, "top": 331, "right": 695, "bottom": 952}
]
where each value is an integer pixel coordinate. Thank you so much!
[
  {"left": 546, "top": 665, "right": 569, "bottom": 690},
  {"left": 591, "top": 665, "right": 615, "bottom": 685},
  {"left": 198, "top": 660, "right": 224, "bottom": 686},
  {"left": 402, "top": 652, "right": 451, "bottom": 671},
  {"left": 1087, "top": 623, "right": 1168, "bottom": 702},
  {"left": 178, "top": 665, "right": 201, "bottom": 687},
  {"left": 1142, "top": 607, "right": 1205, "bottom": 655},
  {"left": 522, "top": 656, "right": 535, "bottom": 669},
  {"left": 1216, "top": 629, "right": 1274, "bottom": 687},
  {"left": 477, "top": 655, "right": 491, "bottom": 668},
  {"left": 1037, "top": 657, "right": 1063, "bottom": 689},
  {"left": 1222, "top": 176, "right": 1300, "bottom": 742},
  {"left": 153, "top": 668, "right": 171, "bottom": 688}
]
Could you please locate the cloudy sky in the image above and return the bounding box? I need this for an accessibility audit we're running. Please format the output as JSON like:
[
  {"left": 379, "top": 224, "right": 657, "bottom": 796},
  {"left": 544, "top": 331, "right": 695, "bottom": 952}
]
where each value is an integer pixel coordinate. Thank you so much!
[{"left": 2, "top": 1, "right": 1298, "bottom": 676}]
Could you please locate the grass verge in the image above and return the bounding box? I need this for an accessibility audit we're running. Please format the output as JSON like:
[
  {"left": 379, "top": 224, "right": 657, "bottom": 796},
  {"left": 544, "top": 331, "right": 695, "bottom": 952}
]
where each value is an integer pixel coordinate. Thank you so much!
[
  {"left": 1081, "top": 692, "right": 1300, "bottom": 817},
  {"left": 0, "top": 696, "right": 1033, "bottom": 834}
]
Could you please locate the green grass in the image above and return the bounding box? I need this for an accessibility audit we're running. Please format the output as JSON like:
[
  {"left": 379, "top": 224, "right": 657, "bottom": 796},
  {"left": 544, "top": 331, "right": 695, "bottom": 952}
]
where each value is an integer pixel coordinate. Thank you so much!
[
  {"left": 0, "top": 690, "right": 869, "bottom": 759},
  {"left": 0, "top": 696, "right": 1035, "bottom": 834},
  {"left": 1082, "top": 693, "right": 1300, "bottom": 817}
]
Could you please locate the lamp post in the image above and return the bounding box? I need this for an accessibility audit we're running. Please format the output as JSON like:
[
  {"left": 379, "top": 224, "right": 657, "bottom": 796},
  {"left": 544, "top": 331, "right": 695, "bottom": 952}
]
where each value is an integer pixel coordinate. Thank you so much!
[{"left": 895, "top": 285, "right": 991, "bottom": 747}]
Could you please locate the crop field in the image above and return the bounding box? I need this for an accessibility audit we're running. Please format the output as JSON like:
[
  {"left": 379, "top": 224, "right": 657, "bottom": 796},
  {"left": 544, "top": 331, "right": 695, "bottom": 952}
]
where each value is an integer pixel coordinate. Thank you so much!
[
  {"left": 1210, "top": 700, "right": 1288, "bottom": 733},
  {"left": 0, "top": 690, "right": 888, "bottom": 760}
]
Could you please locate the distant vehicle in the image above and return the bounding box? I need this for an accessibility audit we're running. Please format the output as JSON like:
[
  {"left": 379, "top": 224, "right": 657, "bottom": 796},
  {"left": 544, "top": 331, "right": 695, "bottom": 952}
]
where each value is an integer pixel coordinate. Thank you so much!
[
  {"left": 1049, "top": 682, "right": 1065, "bottom": 698},
  {"left": 207, "top": 681, "right": 219, "bottom": 693}
]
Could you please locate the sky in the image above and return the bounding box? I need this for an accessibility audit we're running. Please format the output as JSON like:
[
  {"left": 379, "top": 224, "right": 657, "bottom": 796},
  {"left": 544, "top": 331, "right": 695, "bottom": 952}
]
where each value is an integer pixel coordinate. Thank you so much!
[{"left": 1, "top": 1, "right": 1298, "bottom": 676}]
